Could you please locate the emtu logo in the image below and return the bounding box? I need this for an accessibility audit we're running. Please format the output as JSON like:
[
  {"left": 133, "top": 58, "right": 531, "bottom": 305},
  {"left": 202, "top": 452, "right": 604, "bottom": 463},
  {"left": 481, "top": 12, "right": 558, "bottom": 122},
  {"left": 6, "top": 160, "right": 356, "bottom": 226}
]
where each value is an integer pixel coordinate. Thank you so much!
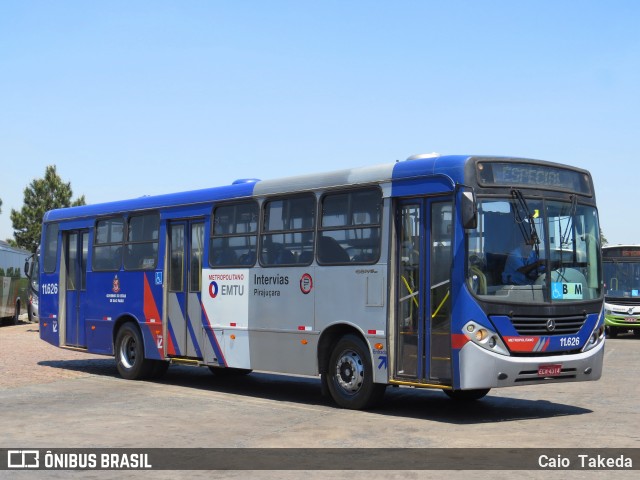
[
  {"left": 208, "top": 281, "right": 244, "bottom": 298},
  {"left": 209, "top": 281, "right": 219, "bottom": 298}
]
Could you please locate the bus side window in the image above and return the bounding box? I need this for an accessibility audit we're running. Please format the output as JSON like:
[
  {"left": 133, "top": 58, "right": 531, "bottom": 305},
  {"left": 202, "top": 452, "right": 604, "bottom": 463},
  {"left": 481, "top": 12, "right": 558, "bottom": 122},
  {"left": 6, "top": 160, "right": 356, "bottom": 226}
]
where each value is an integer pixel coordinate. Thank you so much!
[
  {"left": 319, "top": 187, "right": 382, "bottom": 265},
  {"left": 93, "top": 217, "right": 124, "bottom": 271},
  {"left": 261, "top": 195, "right": 315, "bottom": 267},
  {"left": 210, "top": 201, "right": 259, "bottom": 268},
  {"left": 124, "top": 214, "right": 159, "bottom": 270},
  {"left": 43, "top": 223, "right": 60, "bottom": 273}
]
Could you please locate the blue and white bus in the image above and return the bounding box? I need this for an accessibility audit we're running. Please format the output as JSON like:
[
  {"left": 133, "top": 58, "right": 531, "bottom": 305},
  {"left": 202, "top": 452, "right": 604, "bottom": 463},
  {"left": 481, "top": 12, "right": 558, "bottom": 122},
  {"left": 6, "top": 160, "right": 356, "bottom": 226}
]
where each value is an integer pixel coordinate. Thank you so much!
[{"left": 38, "top": 154, "right": 605, "bottom": 409}]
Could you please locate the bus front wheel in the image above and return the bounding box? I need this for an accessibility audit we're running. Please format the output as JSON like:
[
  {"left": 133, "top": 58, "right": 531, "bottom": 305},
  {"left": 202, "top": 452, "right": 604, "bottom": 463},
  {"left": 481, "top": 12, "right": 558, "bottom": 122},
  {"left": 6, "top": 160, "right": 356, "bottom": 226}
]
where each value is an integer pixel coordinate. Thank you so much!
[
  {"left": 325, "top": 334, "right": 386, "bottom": 410},
  {"left": 115, "top": 323, "right": 154, "bottom": 380}
]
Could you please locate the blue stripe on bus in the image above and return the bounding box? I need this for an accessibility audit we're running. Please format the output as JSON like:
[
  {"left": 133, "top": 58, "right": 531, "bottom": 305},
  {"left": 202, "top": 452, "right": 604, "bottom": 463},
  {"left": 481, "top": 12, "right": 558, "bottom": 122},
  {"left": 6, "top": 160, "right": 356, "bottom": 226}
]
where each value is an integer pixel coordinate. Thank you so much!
[
  {"left": 201, "top": 302, "right": 226, "bottom": 367},
  {"left": 186, "top": 296, "right": 203, "bottom": 359},
  {"left": 167, "top": 316, "right": 181, "bottom": 357}
]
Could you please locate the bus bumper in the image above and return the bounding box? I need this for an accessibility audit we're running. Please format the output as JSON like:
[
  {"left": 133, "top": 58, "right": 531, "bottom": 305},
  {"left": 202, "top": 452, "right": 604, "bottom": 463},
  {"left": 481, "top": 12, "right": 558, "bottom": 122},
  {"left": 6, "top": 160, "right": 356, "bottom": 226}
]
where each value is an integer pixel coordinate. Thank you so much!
[
  {"left": 604, "top": 314, "right": 640, "bottom": 330},
  {"left": 457, "top": 339, "right": 604, "bottom": 390}
]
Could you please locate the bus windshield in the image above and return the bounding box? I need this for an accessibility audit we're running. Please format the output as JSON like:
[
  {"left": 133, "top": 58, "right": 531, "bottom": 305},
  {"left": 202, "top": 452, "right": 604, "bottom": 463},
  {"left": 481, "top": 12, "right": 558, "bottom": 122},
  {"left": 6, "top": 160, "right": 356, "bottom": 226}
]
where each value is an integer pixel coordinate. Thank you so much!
[
  {"left": 467, "top": 195, "right": 601, "bottom": 303},
  {"left": 603, "top": 251, "right": 640, "bottom": 299},
  {"left": 29, "top": 253, "right": 39, "bottom": 293}
]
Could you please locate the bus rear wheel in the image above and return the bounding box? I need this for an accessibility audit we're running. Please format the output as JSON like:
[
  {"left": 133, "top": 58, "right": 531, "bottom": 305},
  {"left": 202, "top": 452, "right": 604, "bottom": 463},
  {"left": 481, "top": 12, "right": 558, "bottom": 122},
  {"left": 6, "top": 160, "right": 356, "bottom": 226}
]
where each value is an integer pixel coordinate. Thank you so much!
[
  {"left": 115, "top": 322, "right": 154, "bottom": 380},
  {"left": 325, "top": 334, "right": 386, "bottom": 410},
  {"left": 443, "top": 388, "right": 490, "bottom": 401}
]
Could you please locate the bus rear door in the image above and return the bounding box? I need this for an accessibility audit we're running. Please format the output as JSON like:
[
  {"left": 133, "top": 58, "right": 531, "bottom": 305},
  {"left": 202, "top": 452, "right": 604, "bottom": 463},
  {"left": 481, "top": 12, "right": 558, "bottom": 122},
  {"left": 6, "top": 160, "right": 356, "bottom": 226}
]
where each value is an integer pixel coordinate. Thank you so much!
[
  {"left": 167, "top": 220, "right": 205, "bottom": 358},
  {"left": 64, "top": 230, "right": 89, "bottom": 347}
]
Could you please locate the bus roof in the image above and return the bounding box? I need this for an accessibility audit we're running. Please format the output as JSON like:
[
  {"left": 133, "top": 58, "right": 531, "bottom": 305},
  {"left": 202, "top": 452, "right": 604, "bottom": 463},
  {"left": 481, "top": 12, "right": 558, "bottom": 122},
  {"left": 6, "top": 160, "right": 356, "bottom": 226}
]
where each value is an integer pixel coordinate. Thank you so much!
[{"left": 43, "top": 154, "right": 581, "bottom": 223}]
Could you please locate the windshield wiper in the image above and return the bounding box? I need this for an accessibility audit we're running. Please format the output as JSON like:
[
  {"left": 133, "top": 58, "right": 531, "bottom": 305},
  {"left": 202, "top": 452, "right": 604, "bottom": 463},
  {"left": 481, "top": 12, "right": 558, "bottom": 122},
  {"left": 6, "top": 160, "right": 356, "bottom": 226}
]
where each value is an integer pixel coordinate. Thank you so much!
[
  {"left": 511, "top": 189, "right": 541, "bottom": 258},
  {"left": 560, "top": 194, "right": 578, "bottom": 246},
  {"left": 556, "top": 194, "right": 578, "bottom": 267}
]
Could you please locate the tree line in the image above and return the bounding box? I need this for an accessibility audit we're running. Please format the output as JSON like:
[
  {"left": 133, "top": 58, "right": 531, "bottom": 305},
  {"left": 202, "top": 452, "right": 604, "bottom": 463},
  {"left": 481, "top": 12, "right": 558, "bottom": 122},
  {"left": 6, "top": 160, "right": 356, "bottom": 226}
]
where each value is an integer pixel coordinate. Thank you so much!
[{"left": 1, "top": 166, "right": 85, "bottom": 253}]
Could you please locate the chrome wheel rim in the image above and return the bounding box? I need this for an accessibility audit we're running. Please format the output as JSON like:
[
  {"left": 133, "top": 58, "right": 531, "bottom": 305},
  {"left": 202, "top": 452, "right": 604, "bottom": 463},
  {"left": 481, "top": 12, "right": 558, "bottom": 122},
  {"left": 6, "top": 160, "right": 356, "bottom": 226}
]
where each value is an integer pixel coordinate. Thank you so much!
[
  {"left": 334, "top": 349, "right": 364, "bottom": 394},
  {"left": 119, "top": 334, "right": 136, "bottom": 369}
]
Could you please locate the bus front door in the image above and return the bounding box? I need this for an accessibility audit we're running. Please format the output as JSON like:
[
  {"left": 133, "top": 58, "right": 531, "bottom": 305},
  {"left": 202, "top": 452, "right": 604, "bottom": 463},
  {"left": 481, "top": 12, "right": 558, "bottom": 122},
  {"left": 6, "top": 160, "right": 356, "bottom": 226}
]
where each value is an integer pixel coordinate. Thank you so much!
[
  {"left": 395, "top": 198, "right": 453, "bottom": 385},
  {"left": 167, "top": 221, "right": 205, "bottom": 358},
  {"left": 64, "top": 230, "right": 88, "bottom": 347}
]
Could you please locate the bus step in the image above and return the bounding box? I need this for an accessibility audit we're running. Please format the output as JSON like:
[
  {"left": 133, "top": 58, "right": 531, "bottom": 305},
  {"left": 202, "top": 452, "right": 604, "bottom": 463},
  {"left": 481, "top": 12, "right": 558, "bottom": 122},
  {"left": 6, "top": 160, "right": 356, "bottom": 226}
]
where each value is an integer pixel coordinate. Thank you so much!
[{"left": 168, "top": 357, "right": 202, "bottom": 366}]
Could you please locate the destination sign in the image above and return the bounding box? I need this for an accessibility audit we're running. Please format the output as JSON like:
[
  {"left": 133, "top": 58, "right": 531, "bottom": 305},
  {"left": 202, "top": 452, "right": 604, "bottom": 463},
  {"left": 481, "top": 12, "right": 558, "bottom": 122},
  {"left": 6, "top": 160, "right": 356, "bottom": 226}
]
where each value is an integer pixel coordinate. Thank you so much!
[
  {"left": 603, "top": 247, "right": 640, "bottom": 258},
  {"left": 477, "top": 162, "right": 592, "bottom": 195}
]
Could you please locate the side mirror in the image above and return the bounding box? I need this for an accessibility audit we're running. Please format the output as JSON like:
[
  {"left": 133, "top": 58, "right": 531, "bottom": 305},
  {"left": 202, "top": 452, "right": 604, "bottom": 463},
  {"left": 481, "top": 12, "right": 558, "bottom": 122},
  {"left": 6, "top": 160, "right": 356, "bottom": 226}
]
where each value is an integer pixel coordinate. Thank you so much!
[
  {"left": 461, "top": 190, "right": 477, "bottom": 230},
  {"left": 24, "top": 259, "right": 30, "bottom": 278}
]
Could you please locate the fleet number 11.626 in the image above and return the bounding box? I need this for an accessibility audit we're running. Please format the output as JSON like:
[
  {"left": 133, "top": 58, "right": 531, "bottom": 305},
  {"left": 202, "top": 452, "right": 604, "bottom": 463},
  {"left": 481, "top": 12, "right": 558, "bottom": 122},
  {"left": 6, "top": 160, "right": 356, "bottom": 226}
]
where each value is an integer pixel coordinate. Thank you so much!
[
  {"left": 559, "top": 336, "right": 580, "bottom": 347},
  {"left": 41, "top": 283, "right": 58, "bottom": 295}
]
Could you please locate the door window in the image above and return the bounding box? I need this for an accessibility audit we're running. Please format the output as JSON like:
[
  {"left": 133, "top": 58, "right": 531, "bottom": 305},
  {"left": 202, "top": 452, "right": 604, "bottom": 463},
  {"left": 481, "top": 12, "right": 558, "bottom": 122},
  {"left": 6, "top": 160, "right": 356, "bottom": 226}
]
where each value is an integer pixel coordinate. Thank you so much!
[{"left": 396, "top": 204, "right": 421, "bottom": 377}]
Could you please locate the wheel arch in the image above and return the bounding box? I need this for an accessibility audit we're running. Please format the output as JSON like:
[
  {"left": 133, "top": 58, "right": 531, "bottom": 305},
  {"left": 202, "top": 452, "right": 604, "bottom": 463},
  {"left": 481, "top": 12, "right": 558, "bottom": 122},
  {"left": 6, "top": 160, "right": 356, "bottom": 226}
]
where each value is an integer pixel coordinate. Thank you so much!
[
  {"left": 112, "top": 314, "right": 143, "bottom": 353},
  {"left": 317, "top": 322, "right": 371, "bottom": 375}
]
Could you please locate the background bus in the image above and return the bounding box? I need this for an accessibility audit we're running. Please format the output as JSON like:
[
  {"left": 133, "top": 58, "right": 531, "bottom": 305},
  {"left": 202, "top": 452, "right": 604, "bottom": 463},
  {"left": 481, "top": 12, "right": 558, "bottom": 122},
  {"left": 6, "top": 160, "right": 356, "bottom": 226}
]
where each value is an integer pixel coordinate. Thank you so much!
[
  {"left": 38, "top": 154, "right": 605, "bottom": 409},
  {"left": 0, "top": 240, "right": 30, "bottom": 325},
  {"left": 602, "top": 245, "right": 640, "bottom": 337},
  {"left": 24, "top": 247, "right": 40, "bottom": 323}
]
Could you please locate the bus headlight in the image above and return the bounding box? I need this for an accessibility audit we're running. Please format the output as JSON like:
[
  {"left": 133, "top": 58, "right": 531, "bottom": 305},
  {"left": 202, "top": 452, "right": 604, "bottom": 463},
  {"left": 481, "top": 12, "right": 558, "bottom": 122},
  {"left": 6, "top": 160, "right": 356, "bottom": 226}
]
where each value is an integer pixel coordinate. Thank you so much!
[
  {"left": 463, "top": 321, "right": 509, "bottom": 356},
  {"left": 582, "top": 307, "right": 606, "bottom": 352},
  {"left": 582, "top": 324, "right": 605, "bottom": 352}
]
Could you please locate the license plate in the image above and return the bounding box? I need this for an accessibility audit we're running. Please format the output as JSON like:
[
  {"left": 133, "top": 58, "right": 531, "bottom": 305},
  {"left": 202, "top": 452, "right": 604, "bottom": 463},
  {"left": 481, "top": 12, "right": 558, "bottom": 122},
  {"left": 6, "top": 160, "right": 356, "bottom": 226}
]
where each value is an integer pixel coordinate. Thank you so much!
[
  {"left": 624, "top": 317, "right": 637, "bottom": 323},
  {"left": 538, "top": 364, "right": 562, "bottom": 377}
]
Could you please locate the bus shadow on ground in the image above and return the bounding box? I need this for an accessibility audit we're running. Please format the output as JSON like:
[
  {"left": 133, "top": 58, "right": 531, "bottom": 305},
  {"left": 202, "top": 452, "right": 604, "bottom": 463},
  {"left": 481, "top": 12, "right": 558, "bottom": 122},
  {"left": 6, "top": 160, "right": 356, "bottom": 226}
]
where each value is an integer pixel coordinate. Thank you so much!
[
  {"left": 39, "top": 359, "right": 591, "bottom": 424},
  {"left": 377, "top": 387, "right": 592, "bottom": 424},
  {"left": 39, "top": 358, "right": 121, "bottom": 378}
]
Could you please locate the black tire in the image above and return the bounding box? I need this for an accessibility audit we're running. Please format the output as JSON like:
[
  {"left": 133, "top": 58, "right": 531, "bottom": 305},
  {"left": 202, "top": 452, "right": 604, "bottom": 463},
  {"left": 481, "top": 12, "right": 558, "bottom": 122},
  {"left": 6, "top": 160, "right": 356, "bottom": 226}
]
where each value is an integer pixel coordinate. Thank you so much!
[
  {"left": 13, "top": 301, "right": 20, "bottom": 325},
  {"left": 115, "top": 322, "right": 154, "bottom": 380},
  {"left": 326, "top": 334, "right": 386, "bottom": 410},
  {"left": 443, "top": 388, "right": 490, "bottom": 401},
  {"left": 606, "top": 326, "right": 618, "bottom": 338},
  {"left": 208, "top": 366, "right": 252, "bottom": 376}
]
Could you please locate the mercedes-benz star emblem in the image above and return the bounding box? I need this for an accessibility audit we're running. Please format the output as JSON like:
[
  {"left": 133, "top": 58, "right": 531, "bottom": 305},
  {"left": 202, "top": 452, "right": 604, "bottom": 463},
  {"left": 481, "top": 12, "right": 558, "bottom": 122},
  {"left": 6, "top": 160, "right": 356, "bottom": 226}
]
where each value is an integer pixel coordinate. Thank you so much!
[{"left": 546, "top": 319, "right": 556, "bottom": 332}]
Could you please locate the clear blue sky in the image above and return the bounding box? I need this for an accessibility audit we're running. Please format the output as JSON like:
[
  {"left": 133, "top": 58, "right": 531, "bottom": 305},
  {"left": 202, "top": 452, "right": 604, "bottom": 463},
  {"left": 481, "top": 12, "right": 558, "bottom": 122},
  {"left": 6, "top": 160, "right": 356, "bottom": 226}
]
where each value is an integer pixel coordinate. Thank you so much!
[{"left": 1, "top": 1, "right": 638, "bottom": 245}]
